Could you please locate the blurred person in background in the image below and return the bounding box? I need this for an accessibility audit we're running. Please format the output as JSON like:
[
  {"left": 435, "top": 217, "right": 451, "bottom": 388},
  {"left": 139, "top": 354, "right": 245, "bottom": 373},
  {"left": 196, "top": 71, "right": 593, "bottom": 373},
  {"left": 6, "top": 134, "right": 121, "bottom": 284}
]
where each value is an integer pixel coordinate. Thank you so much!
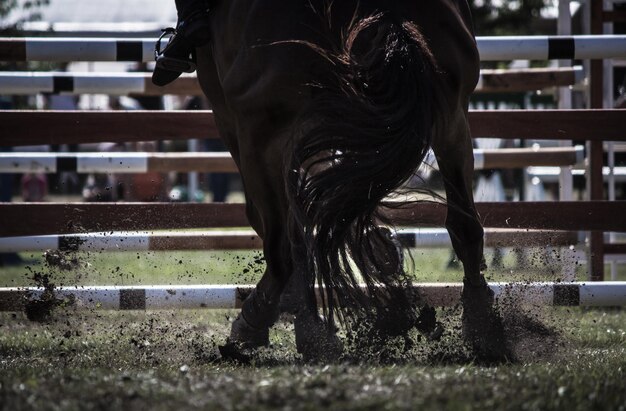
[
  {"left": 0, "top": 96, "right": 23, "bottom": 266},
  {"left": 184, "top": 95, "right": 231, "bottom": 202}
]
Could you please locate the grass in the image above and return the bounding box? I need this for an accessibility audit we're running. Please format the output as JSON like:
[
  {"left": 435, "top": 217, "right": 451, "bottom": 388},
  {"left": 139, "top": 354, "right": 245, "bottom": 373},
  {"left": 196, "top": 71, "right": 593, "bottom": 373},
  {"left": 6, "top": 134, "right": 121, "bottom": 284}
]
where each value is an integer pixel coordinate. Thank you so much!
[
  {"left": 1, "top": 250, "right": 267, "bottom": 287},
  {"left": 0, "top": 308, "right": 624, "bottom": 410},
  {"left": 2, "top": 245, "right": 624, "bottom": 288},
  {"left": 1, "top": 247, "right": 625, "bottom": 410}
]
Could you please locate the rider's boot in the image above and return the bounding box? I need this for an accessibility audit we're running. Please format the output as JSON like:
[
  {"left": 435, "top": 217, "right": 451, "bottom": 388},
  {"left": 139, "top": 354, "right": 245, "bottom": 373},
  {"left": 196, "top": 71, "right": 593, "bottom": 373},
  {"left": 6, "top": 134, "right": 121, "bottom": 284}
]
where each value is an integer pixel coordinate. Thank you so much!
[{"left": 152, "top": 0, "right": 211, "bottom": 86}]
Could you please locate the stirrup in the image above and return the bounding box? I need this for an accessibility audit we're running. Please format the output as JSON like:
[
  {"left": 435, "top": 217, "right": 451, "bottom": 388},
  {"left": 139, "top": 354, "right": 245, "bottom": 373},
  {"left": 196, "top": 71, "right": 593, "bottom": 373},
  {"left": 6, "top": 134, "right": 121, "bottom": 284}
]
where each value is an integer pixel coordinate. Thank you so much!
[
  {"left": 155, "top": 55, "right": 197, "bottom": 73},
  {"left": 154, "top": 28, "right": 197, "bottom": 73}
]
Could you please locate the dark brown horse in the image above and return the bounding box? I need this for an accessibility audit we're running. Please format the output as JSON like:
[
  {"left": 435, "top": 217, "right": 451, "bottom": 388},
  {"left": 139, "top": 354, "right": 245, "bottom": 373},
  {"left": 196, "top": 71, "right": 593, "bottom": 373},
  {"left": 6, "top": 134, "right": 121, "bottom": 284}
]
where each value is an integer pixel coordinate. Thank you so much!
[{"left": 195, "top": 0, "right": 507, "bottom": 362}]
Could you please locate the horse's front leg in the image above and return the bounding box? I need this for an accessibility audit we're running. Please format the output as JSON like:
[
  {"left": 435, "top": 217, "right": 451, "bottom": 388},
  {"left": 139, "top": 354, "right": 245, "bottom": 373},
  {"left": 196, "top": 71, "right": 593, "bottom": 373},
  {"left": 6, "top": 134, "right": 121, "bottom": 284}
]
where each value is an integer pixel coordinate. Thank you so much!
[
  {"left": 219, "top": 193, "right": 289, "bottom": 361},
  {"left": 213, "top": 121, "right": 293, "bottom": 358},
  {"left": 433, "top": 112, "right": 510, "bottom": 363}
]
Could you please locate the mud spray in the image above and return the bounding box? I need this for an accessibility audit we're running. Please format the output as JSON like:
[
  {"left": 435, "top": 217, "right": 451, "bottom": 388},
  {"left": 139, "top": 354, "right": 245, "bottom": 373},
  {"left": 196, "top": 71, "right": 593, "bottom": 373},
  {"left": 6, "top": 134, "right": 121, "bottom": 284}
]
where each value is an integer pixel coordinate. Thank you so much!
[{"left": 17, "top": 241, "right": 569, "bottom": 366}]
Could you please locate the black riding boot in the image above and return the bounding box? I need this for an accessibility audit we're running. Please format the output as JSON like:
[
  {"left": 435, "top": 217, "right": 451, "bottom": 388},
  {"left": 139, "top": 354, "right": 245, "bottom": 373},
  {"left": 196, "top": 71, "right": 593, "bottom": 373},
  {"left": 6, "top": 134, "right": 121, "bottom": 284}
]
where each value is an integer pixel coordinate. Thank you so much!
[{"left": 152, "top": 0, "right": 210, "bottom": 86}]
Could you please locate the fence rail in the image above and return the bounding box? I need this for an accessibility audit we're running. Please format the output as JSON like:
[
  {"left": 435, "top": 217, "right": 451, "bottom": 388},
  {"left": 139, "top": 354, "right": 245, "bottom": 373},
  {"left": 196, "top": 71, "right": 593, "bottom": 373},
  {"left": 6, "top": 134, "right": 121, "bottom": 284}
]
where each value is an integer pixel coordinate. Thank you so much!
[
  {"left": 1, "top": 110, "right": 625, "bottom": 146},
  {"left": 1, "top": 201, "right": 624, "bottom": 237}
]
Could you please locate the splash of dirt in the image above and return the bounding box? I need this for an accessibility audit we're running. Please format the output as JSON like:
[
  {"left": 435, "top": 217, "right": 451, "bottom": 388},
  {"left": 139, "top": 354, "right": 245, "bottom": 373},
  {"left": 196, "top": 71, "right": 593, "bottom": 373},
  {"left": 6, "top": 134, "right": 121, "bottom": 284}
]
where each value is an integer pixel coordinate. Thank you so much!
[
  {"left": 24, "top": 273, "right": 74, "bottom": 323},
  {"left": 499, "top": 304, "right": 562, "bottom": 363},
  {"left": 275, "top": 286, "right": 563, "bottom": 366},
  {"left": 44, "top": 249, "right": 81, "bottom": 271}
]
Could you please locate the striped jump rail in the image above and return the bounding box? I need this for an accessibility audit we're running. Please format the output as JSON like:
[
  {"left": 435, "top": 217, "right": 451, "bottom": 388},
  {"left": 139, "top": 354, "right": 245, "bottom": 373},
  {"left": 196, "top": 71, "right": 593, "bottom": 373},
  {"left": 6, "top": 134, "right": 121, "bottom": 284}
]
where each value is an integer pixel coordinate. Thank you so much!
[
  {"left": 0, "top": 229, "right": 580, "bottom": 253},
  {"left": 1, "top": 282, "right": 624, "bottom": 311},
  {"left": 0, "top": 67, "right": 584, "bottom": 95},
  {"left": 2, "top": 110, "right": 625, "bottom": 147},
  {"left": 0, "top": 152, "right": 238, "bottom": 173},
  {"left": 0, "top": 147, "right": 584, "bottom": 174},
  {"left": 528, "top": 166, "right": 626, "bottom": 183},
  {"left": 0, "top": 72, "right": 201, "bottom": 96},
  {"left": 477, "top": 66, "right": 584, "bottom": 93},
  {"left": 1, "top": 36, "right": 625, "bottom": 62}
]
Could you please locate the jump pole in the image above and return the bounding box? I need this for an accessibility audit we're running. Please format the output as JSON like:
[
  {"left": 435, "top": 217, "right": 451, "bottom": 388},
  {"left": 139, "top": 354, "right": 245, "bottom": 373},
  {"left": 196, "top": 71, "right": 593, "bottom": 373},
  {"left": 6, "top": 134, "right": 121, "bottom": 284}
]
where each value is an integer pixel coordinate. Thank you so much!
[
  {"left": 0, "top": 230, "right": 262, "bottom": 252},
  {"left": 2, "top": 36, "right": 626, "bottom": 62},
  {"left": 0, "top": 147, "right": 584, "bottom": 173},
  {"left": 477, "top": 35, "right": 626, "bottom": 60},
  {"left": 0, "top": 229, "right": 579, "bottom": 252},
  {"left": 0, "top": 152, "right": 238, "bottom": 173},
  {"left": 0, "top": 72, "right": 201, "bottom": 96},
  {"left": 0, "top": 67, "right": 584, "bottom": 95},
  {"left": 528, "top": 165, "right": 626, "bottom": 183},
  {"left": 476, "top": 66, "right": 584, "bottom": 93},
  {"left": 0, "top": 282, "right": 624, "bottom": 311}
]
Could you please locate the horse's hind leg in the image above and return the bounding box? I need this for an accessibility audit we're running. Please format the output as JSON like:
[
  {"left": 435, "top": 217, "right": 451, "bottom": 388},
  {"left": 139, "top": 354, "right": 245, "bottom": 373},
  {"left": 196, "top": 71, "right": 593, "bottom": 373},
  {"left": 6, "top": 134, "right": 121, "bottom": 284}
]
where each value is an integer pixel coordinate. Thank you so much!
[
  {"left": 220, "top": 124, "right": 340, "bottom": 362},
  {"left": 433, "top": 116, "right": 485, "bottom": 286},
  {"left": 433, "top": 113, "right": 509, "bottom": 362},
  {"left": 282, "top": 232, "right": 343, "bottom": 362}
]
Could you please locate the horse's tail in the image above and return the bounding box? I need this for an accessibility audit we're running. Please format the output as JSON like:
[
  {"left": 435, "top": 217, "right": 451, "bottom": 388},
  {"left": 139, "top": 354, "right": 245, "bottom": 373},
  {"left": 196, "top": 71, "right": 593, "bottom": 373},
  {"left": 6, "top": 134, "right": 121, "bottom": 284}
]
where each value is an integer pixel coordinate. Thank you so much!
[{"left": 286, "top": 13, "right": 442, "bottom": 330}]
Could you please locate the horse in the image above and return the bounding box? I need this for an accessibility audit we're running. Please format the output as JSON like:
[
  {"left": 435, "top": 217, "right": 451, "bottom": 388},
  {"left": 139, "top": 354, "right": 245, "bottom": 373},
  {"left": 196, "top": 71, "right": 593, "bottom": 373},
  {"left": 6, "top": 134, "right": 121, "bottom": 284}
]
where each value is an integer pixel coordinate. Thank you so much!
[{"left": 194, "top": 0, "right": 508, "bottom": 362}]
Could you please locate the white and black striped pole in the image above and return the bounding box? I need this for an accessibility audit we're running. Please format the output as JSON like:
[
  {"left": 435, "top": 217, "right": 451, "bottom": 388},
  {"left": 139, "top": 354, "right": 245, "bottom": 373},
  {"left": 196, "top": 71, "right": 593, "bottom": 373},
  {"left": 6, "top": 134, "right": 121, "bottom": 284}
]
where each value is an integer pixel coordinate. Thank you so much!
[
  {"left": 0, "top": 72, "right": 201, "bottom": 96},
  {"left": 0, "top": 152, "right": 237, "bottom": 173},
  {"left": 2, "top": 36, "right": 625, "bottom": 62},
  {"left": 477, "top": 35, "right": 626, "bottom": 60},
  {"left": 0, "top": 282, "right": 624, "bottom": 312},
  {"left": 0, "top": 147, "right": 583, "bottom": 174},
  {"left": 0, "top": 67, "right": 585, "bottom": 95},
  {"left": 0, "top": 230, "right": 262, "bottom": 252},
  {"left": 0, "top": 228, "right": 579, "bottom": 252}
]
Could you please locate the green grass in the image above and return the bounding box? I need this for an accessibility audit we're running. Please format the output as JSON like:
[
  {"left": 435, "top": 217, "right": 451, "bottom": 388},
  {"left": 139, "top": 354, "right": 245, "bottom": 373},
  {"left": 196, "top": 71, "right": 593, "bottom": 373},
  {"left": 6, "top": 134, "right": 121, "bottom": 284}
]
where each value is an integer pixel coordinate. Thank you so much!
[
  {"left": 1, "top": 248, "right": 624, "bottom": 410},
  {"left": 2, "top": 246, "right": 623, "bottom": 288},
  {"left": 1, "top": 250, "right": 266, "bottom": 287},
  {"left": 0, "top": 308, "right": 624, "bottom": 410}
]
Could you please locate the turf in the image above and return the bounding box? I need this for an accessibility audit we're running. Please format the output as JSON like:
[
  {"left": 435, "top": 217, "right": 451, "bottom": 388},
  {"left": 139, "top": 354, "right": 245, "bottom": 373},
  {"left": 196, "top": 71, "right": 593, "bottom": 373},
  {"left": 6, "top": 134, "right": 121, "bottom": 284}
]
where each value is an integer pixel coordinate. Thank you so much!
[
  {"left": 1, "top": 248, "right": 625, "bottom": 410},
  {"left": 2, "top": 245, "right": 622, "bottom": 287},
  {"left": 0, "top": 308, "right": 624, "bottom": 410}
]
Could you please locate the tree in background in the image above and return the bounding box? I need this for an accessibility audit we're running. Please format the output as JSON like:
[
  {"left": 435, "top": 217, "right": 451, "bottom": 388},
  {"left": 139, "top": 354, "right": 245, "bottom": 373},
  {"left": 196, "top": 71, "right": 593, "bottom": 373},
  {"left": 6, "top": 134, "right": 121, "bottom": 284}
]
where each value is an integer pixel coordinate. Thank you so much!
[
  {"left": 470, "top": 0, "right": 555, "bottom": 35},
  {"left": 1, "top": 0, "right": 51, "bottom": 106},
  {"left": 1, "top": 0, "right": 50, "bottom": 34},
  {"left": 0, "top": 0, "right": 554, "bottom": 35}
]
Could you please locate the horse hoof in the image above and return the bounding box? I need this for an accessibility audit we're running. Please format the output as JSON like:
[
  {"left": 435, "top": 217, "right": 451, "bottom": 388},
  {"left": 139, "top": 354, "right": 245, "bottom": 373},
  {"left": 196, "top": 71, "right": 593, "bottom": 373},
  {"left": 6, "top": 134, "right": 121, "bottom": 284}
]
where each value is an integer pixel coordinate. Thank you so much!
[
  {"left": 301, "top": 331, "right": 343, "bottom": 363},
  {"left": 415, "top": 305, "right": 438, "bottom": 336},
  {"left": 427, "top": 322, "right": 445, "bottom": 341},
  {"left": 299, "top": 335, "right": 343, "bottom": 363},
  {"left": 462, "top": 311, "right": 509, "bottom": 363},
  {"left": 220, "top": 314, "right": 271, "bottom": 363},
  {"left": 218, "top": 340, "right": 254, "bottom": 364},
  {"left": 294, "top": 314, "right": 343, "bottom": 363},
  {"left": 461, "top": 282, "right": 511, "bottom": 363},
  {"left": 229, "top": 312, "right": 270, "bottom": 349}
]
